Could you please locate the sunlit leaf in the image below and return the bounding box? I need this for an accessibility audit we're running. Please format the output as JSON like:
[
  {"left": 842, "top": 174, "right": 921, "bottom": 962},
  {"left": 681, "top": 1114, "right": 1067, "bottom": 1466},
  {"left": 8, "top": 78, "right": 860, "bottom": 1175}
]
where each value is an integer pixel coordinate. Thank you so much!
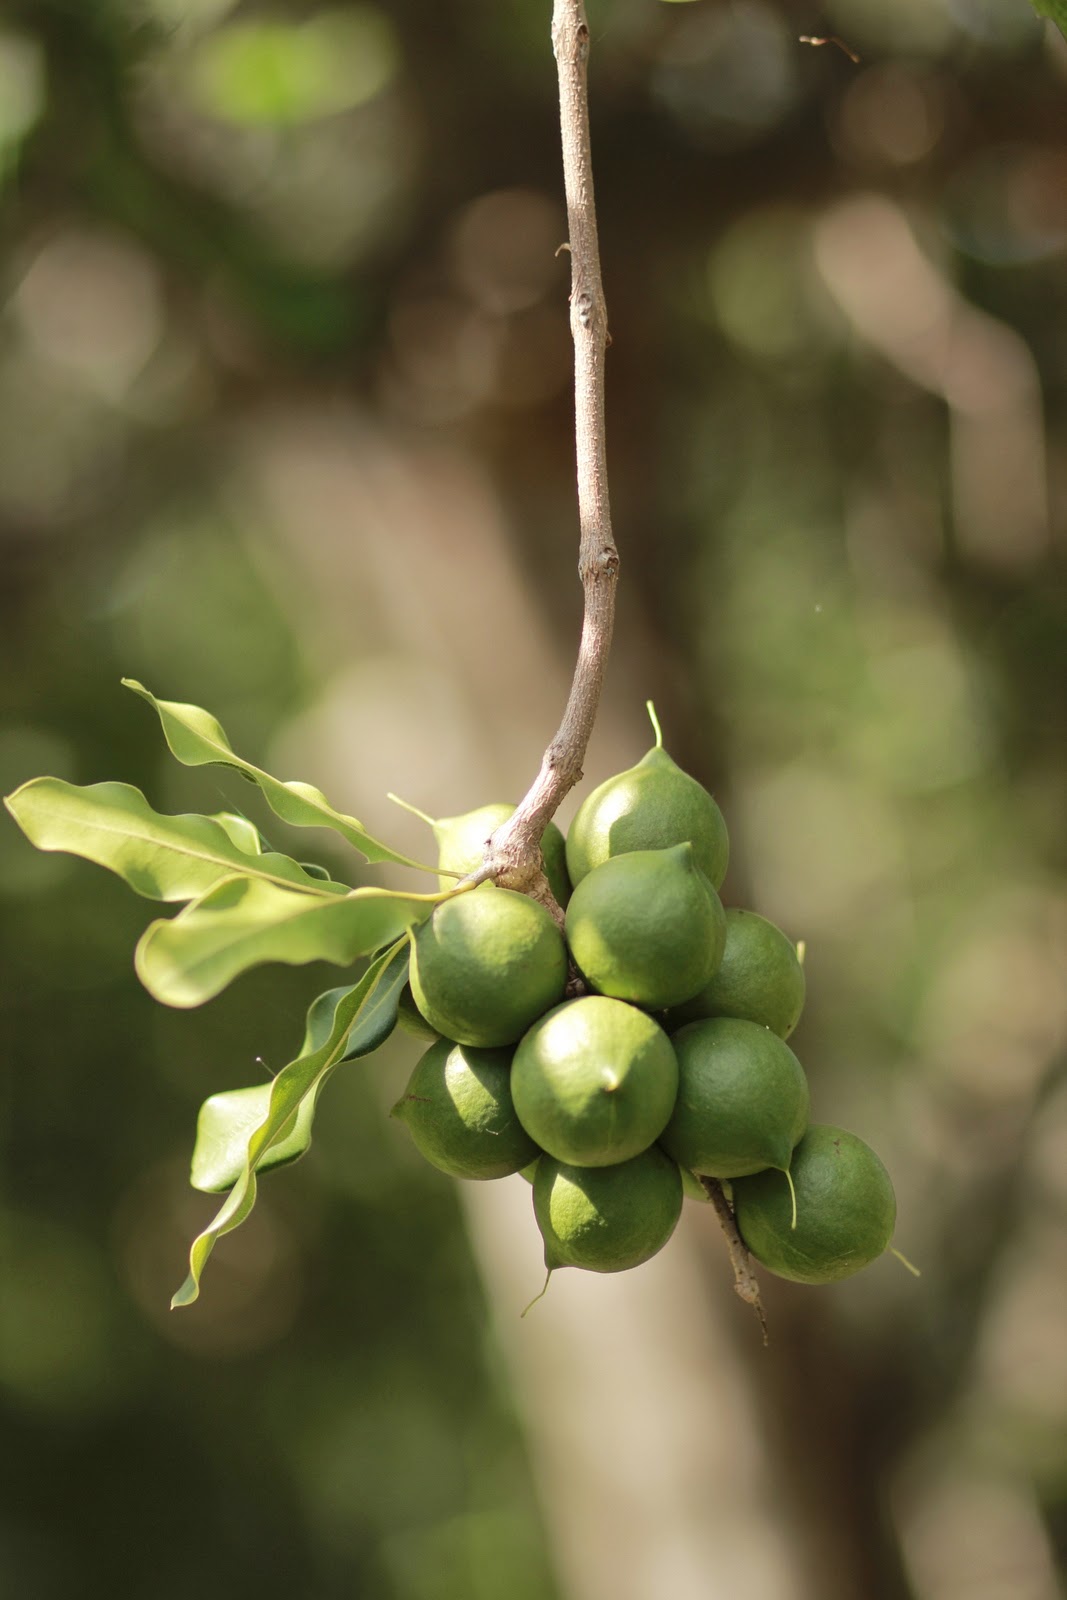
[
  {"left": 123, "top": 679, "right": 437, "bottom": 872},
  {"left": 4, "top": 777, "right": 349, "bottom": 902},
  {"left": 1031, "top": 0, "right": 1067, "bottom": 38},
  {"left": 173, "top": 938, "right": 407, "bottom": 1306},
  {"left": 135, "top": 875, "right": 435, "bottom": 1006},
  {"left": 190, "top": 1081, "right": 319, "bottom": 1193},
  {"left": 210, "top": 812, "right": 264, "bottom": 856}
]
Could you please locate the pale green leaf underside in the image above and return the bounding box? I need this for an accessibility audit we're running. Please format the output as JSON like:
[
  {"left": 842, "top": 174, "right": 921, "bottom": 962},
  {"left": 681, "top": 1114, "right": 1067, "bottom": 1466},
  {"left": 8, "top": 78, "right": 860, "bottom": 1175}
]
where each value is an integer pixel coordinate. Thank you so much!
[
  {"left": 191, "top": 1082, "right": 319, "bottom": 1192},
  {"left": 190, "top": 945, "right": 410, "bottom": 1193},
  {"left": 123, "top": 679, "right": 438, "bottom": 872},
  {"left": 1031, "top": 0, "right": 1067, "bottom": 38},
  {"left": 4, "top": 778, "right": 348, "bottom": 902},
  {"left": 173, "top": 939, "right": 408, "bottom": 1306},
  {"left": 135, "top": 875, "right": 434, "bottom": 1006},
  {"left": 211, "top": 812, "right": 264, "bottom": 856}
]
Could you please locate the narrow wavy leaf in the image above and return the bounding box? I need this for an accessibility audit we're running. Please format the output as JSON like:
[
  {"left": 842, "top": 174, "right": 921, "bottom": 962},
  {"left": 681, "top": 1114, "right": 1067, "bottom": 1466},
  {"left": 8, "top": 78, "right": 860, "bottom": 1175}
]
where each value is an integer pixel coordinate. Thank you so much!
[
  {"left": 190, "top": 1082, "right": 320, "bottom": 1193},
  {"left": 190, "top": 944, "right": 410, "bottom": 1194},
  {"left": 211, "top": 812, "right": 264, "bottom": 855},
  {"left": 173, "top": 939, "right": 408, "bottom": 1306},
  {"left": 4, "top": 778, "right": 349, "bottom": 902},
  {"left": 303, "top": 941, "right": 409, "bottom": 1062},
  {"left": 135, "top": 876, "right": 435, "bottom": 1006},
  {"left": 123, "top": 679, "right": 438, "bottom": 872}
]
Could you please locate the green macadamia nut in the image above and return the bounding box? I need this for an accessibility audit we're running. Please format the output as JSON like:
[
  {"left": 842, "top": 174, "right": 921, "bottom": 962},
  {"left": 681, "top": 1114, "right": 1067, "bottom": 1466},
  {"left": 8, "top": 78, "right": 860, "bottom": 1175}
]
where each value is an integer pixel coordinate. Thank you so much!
[
  {"left": 410, "top": 886, "right": 567, "bottom": 1048},
  {"left": 565, "top": 843, "right": 726, "bottom": 1010},
  {"left": 512, "top": 995, "right": 678, "bottom": 1167},
  {"left": 391, "top": 1038, "right": 540, "bottom": 1181}
]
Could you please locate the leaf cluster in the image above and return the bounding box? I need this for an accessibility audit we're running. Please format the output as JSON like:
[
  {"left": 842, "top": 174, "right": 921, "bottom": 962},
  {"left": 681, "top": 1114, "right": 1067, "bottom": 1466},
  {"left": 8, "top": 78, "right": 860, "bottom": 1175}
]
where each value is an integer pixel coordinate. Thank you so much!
[{"left": 4, "top": 682, "right": 456, "bottom": 1306}]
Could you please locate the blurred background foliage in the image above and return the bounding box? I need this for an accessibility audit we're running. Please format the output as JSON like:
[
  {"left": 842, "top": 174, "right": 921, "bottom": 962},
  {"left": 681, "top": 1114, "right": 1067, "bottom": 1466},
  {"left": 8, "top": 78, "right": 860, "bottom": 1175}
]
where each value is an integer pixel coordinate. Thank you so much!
[{"left": 2, "top": 1, "right": 1066, "bottom": 1598}]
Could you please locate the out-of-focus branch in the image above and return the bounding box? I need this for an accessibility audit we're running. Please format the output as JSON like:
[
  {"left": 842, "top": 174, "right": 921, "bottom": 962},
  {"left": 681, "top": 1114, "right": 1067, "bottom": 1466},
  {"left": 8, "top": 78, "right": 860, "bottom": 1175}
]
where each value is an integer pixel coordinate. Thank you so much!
[{"left": 474, "top": 0, "right": 618, "bottom": 925}]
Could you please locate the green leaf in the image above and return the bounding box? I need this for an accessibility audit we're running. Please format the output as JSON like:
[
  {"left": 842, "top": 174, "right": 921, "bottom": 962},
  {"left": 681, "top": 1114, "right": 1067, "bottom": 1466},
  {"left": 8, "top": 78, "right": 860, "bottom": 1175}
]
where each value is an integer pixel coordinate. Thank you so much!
[
  {"left": 189, "top": 943, "right": 408, "bottom": 1195},
  {"left": 123, "top": 679, "right": 437, "bottom": 872},
  {"left": 4, "top": 778, "right": 349, "bottom": 902},
  {"left": 211, "top": 812, "right": 264, "bottom": 855},
  {"left": 173, "top": 939, "right": 408, "bottom": 1306},
  {"left": 296, "top": 861, "right": 334, "bottom": 882},
  {"left": 190, "top": 1081, "right": 319, "bottom": 1193},
  {"left": 1031, "top": 0, "right": 1067, "bottom": 39},
  {"left": 135, "top": 876, "right": 435, "bottom": 1006},
  {"left": 302, "top": 942, "right": 409, "bottom": 1061}
]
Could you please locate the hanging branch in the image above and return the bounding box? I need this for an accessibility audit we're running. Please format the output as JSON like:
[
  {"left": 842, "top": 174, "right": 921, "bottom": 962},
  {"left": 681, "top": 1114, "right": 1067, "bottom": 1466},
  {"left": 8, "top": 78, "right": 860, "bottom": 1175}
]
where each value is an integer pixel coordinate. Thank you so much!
[{"left": 476, "top": 0, "right": 618, "bottom": 916}]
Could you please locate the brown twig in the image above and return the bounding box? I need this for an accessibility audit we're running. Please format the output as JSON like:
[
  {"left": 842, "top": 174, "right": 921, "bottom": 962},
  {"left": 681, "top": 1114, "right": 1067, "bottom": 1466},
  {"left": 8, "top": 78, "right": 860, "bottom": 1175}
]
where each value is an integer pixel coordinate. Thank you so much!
[
  {"left": 473, "top": 0, "right": 618, "bottom": 922},
  {"left": 700, "top": 1176, "right": 769, "bottom": 1344}
]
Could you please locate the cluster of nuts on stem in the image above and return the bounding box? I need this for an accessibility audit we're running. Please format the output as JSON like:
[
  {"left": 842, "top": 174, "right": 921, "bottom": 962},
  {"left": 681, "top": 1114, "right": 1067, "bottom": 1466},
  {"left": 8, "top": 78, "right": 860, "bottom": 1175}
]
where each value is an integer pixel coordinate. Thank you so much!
[{"left": 392, "top": 708, "right": 900, "bottom": 1304}]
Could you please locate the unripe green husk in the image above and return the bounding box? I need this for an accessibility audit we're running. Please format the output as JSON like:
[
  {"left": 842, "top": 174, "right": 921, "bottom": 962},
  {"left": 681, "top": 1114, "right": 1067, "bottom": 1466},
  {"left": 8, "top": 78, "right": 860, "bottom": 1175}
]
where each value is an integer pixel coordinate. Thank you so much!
[
  {"left": 670, "top": 908, "right": 805, "bottom": 1039},
  {"left": 533, "top": 1147, "right": 683, "bottom": 1273},
  {"left": 565, "top": 743, "right": 729, "bottom": 890},
  {"left": 565, "top": 842, "right": 726, "bottom": 1010},
  {"left": 732, "top": 1124, "right": 896, "bottom": 1284},
  {"left": 410, "top": 886, "right": 567, "bottom": 1048},
  {"left": 391, "top": 1039, "right": 540, "bottom": 1180},
  {"left": 659, "top": 1016, "right": 809, "bottom": 1178},
  {"left": 512, "top": 996, "right": 678, "bottom": 1167}
]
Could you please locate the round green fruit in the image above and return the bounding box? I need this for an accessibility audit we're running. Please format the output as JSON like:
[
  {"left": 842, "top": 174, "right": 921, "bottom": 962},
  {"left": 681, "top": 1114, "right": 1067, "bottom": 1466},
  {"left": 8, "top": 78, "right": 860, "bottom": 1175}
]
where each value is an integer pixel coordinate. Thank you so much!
[
  {"left": 512, "top": 996, "right": 678, "bottom": 1167},
  {"left": 432, "top": 802, "right": 571, "bottom": 906},
  {"left": 565, "top": 725, "right": 729, "bottom": 890},
  {"left": 732, "top": 1124, "right": 896, "bottom": 1284},
  {"left": 396, "top": 983, "right": 440, "bottom": 1043},
  {"left": 533, "top": 1147, "right": 683, "bottom": 1273},
  {"left": 659, "top": 1016, "right": 809, "bottom": 1178},
  {"left": 410, "top": 886, "right": 567, "bottom": 1048},
  {"left": 391, "top": 1039, "right": 540, "bottom": 1180},
  {"left": 565, "top": 842, "right": 726, "bottom": 1010},
  {"left": 670, "top": 909, "right": 806, "bottom": 1039}
]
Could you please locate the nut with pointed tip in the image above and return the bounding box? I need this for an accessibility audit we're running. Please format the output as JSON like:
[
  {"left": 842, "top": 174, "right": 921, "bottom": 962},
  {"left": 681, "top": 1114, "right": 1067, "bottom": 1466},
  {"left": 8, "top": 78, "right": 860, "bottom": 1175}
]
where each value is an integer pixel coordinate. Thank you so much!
[
  {"left": 732, "top": 1124, "right": 896, "bottom": 1284},
  {"left": 659, "top": 1016, "right": 809, "bottom": 1179},
  {"left": 532, "top": 1147, "right": 683, "bottom": 1274},
  {"left": 512, "top": 995, "right": 678, "bottom": 1167},
  {"left": 565, "top": 842, "right": 726, "bottom": 1010},
  {"left": 565, "top": 704, "right": 728, "bottom": 890}
]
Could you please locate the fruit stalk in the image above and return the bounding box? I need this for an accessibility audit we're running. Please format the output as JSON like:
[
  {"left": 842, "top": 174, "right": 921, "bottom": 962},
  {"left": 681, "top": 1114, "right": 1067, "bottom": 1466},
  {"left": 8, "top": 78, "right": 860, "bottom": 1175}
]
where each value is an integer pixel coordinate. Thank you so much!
[
  {"left": 471, "top": 0, "right": 619, "bottom": 917},
  {"left": 699, "top": 1176, "right": 769, "bottom": 1344}
]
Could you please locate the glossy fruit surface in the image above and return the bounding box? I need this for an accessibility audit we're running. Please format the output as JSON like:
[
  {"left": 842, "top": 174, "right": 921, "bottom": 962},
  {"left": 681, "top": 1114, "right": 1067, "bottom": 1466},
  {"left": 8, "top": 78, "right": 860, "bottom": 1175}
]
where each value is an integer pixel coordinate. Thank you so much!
[
  {"left": 410, "top": 886, "right": 567, "bottom": 1048},
  {"left": 512, "top": 996, "right": 678, "bottom": 1166},
  {"left": 565, "top": 744, "right": 729, "bottom": 890},
  {"left": 670, "top": 909, "right": 805, "bottom": 1038},
  {"left": 565, "top": 842, "right": 726, "bottom": 1010},
  {"left": 391, "top": 1039, "right": 540, "bottom": 1180},
  {"left": 433, "top": 802, "right": 571, "bottom": 906},
  {"left": 533, "top": 1146, "right": 683, "bottom": 1273},
  {"left": 732, "top": 1123, "right": 896, "bottom": 1283},
  {"left": 659, "top": 1016, "right": 809, "bottom": 1178}
]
